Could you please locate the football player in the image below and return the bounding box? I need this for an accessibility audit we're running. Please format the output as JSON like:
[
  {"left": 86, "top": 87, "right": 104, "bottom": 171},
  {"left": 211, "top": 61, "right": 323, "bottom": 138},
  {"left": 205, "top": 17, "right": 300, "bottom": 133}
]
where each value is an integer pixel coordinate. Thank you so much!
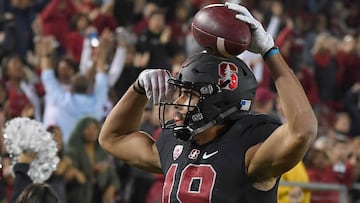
[{"left": 99, "top": 3, "right": 317, "bottom": 202}]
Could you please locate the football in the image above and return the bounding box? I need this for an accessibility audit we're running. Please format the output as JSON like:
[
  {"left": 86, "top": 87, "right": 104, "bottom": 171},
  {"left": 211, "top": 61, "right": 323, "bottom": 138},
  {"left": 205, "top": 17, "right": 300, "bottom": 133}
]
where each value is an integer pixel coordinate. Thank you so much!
[{"left": 192, "top": 4, "right": 251, "bottom": 57}]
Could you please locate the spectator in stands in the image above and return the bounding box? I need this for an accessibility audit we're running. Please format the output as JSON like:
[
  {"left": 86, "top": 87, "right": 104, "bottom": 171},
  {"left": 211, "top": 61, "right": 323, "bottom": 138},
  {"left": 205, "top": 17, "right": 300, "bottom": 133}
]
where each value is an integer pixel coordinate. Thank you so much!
[
  {"left": 83, "top": 0, "right": 118, "bottom": 34},
  {"left": 253, "top": 87, "right": 276, "bottom": 115},
  {"left": 276, "top": 17, "right": 320, "bottom": 107},
  {"left": 0, "top": 81, "right": 9, "bottom": 199},
  {"left": 343, "top": 82, "right": 360, "bottom": 137},
  {"left": 65, "top": 13, "right": 91, "bottom": 63},
  {"left": 0, "top": 0, "right": 39, "bottom": 60},
  {"left": 278, "top": 161, "right": 311, "bottom": 203},
  {"left": 329, "top": 112, "right": 352, "bottom": 141},
  {"left": 10, "top": 151, "right": 45, "bottom": 202},
  {"left": 349, "top": 137, "right": 360, "bottom": 202},
  {"left": 133, "top": 2, "right": 159, "bottom": 36},
  {"left": 45, "top": 125, "right": 67, "bottom": 203},
  {"left": 305, "top": 146, "right": 331, "bottom": 203},
  {"left": 39, "top": 0, "right": 77, "bottom": 51},
  {"left": 109, "top": 29, "right": 142, "bottom": 101},
  {"left": 113, "top": 0, "right": 142, "bottom": 27},
  {"left": 40, "top": 35, "right": 108, "bottom": 144},
  {"left": 1, "top": 54, "right": 42, "bottom": 121},
  {"left": 66, "top": 117, "right": 120, "bottom": 203},
  {"left": 306, "top": 137, "right": 353, "bottom": 203},
  {"left": 302, "top": 13, "right": 330, "bottom": 69},
  {"left": 167, "top": 2, "right": 191, "bottom": 51},
  {"left": 47, "top": 125, "right": 87, "bottom": 203},
  {"left": 16, "top": 183, "right": 60, "bottom": 203},
  {"left": 8, "top": 123, "right": 84, "bottom": 203},
  {"left": 0, "top": 97, "right": 11, "bottom": 202},
  {"left": 135, "top": 9, "right": 176, "bottom": 70},
  {"left": 0, "top": 81, "right": 8, "bottom": 132},
  {"left": 35, "top": 34, "right": 79, "bottom": 128},
  {"left": 336, "top": 35, "right": 360, "bottom": 100},
  {"left": 311, "top": 33, "right": 338, "bottom": 103},
  {"left": 42, "top": 56, "right": 78, "bottom": 127}
]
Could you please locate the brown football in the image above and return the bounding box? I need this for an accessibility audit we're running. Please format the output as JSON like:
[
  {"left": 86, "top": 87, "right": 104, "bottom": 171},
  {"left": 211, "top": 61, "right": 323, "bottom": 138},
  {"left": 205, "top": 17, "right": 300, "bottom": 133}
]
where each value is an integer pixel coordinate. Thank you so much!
[{"left": 192, "top": 4, "right": 251, "bottom": 57}]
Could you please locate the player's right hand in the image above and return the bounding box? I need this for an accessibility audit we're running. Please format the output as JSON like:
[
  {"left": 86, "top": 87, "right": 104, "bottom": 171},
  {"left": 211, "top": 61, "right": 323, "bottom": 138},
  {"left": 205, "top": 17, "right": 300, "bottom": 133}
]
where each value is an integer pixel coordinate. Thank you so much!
[
  {"left": 137, "top": 69, "right": 174, "bottom": 105},
  {"left": 225, "top": 2, "right": 274, "bottom": 55}
]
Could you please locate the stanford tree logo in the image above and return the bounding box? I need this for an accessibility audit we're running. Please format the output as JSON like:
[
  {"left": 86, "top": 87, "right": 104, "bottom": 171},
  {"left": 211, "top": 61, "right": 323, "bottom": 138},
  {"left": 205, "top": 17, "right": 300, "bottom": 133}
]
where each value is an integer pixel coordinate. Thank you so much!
[{"left": 218, "top": 62, "right": 238, "bottom": 90}]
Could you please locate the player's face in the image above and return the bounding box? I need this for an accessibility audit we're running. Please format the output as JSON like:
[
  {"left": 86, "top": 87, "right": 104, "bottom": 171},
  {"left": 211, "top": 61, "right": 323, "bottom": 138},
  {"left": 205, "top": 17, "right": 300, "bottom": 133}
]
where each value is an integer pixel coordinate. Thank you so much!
[
  {"left": 159, "top": 86, "right": 201, "bottom": 130},
  {"left": 172, "top": 88, "right": 200, "bottom": 125}
]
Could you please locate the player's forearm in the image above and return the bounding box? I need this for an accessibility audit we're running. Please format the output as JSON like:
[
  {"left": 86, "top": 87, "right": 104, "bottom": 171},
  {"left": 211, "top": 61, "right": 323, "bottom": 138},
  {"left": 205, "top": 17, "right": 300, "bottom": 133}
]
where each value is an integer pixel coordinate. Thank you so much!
[
  {"left": 99, "top": 84, "right": 148, "bottom": 140},
  {"left": 265, "top": 53, "right": 317, "bottom": 140}
]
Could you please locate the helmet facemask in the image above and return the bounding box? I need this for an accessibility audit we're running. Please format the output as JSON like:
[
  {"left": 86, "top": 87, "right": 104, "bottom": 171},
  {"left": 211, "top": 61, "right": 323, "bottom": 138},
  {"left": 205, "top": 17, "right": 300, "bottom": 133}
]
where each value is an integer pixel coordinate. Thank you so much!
[{"left": 159, "top": 79, "right": 236, "bottom": 141}]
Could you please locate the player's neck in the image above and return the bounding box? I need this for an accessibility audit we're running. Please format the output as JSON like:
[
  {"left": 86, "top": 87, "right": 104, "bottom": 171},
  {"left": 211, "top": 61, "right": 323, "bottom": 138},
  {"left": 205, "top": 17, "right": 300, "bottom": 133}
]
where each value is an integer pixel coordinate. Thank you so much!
[{"left": 192, "top": 124, "right": 226, "bottom": 145}]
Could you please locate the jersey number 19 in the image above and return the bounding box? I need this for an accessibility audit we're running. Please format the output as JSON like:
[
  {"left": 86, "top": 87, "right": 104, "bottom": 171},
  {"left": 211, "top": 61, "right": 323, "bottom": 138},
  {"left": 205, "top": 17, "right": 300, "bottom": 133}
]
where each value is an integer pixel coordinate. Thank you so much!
[{"left": 163, "top": 164, "right": 217, "bottom": 203}]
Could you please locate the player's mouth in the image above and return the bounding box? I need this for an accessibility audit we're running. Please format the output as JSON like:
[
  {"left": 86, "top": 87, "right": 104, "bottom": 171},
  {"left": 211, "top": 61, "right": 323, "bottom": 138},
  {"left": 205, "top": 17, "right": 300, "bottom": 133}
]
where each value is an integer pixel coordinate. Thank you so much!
[{"left": 174, "top": 111, "right": 184, "bottom": 125}]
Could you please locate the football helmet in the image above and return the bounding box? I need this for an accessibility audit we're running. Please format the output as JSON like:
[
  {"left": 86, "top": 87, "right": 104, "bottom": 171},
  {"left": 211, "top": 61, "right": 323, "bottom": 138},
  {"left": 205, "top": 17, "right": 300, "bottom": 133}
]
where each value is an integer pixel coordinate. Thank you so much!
[{"left": 160, "top": 52, "right": 257, "bottom": 141}]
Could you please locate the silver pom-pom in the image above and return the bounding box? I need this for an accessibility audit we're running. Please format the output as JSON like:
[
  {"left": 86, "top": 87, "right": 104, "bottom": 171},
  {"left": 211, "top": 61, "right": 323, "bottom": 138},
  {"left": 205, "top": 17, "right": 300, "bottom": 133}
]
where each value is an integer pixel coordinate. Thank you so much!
[{"left": 3, "top": 117, "right": 59, "bottom": 183}]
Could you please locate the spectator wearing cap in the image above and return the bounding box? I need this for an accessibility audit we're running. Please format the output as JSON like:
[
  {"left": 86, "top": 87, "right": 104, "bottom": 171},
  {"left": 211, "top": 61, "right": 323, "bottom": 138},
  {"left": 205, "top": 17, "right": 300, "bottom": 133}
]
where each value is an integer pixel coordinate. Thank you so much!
[{"left": 253, "top": 87, "right": 276, "bottom": 115}]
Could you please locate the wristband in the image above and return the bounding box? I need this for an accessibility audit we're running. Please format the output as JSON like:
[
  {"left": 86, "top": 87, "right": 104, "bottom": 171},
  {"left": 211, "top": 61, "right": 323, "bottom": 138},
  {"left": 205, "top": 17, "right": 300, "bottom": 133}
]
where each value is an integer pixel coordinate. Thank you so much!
[
  {"left": 263, "top": 47, "right": 280, "bottom": 60},
  {"left": 132, "top": 80, "right": 146, "bottom": 95}
]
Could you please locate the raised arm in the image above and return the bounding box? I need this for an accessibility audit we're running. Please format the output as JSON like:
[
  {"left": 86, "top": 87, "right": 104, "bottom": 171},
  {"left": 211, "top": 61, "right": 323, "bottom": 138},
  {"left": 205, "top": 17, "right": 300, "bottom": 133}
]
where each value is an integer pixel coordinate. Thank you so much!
[
  {"left": 39, "top": 37, "right": 67, "bottom": 102},
  {"left": 99, "top": 69, "right": 172, "bottom": 173},
  {"left": 248, "top": 51, "right": 318, "bottom": 178},
  {"left": 226, "top": 3, "right": 317, "bottom": 180}
]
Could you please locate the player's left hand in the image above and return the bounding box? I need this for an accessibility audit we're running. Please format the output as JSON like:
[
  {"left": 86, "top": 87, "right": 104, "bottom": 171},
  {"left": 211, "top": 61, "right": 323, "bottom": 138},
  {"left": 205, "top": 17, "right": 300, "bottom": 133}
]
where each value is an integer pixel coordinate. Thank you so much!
[{"left": 225, "top": 2, "right": 274, "bottom": 55}]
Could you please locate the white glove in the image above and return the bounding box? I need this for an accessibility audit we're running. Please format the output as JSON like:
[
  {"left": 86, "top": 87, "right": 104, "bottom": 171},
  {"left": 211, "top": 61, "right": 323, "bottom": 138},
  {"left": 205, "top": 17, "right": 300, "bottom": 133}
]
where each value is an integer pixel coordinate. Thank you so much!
[
  {"left": 225, "top": 2, "right": 275, "bottom": 55},
  {"left": 137, "top": 69, "right": 174, "bottom": 105}
]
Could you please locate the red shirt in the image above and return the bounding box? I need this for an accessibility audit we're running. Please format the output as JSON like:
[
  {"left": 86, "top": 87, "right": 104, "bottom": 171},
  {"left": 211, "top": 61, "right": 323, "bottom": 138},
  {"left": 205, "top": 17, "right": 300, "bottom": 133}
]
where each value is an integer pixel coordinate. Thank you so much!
[
  {"left": 40, "top": 0, "right": 77, "bottom": 48},
  {"left": 336, "top": 50, "right": 360, "bottom": 88},
  {"left": 93, "top": 14, "right": 118, "bottom": 34},
  {"left": 307, "top": 163, "right": 353, "bottom": 203},
  {"left": 64, "top": 31, "right": 84, "bottom": 63},
  {"left": 6, "top": 82, "right": 31, "bottom": 118}
]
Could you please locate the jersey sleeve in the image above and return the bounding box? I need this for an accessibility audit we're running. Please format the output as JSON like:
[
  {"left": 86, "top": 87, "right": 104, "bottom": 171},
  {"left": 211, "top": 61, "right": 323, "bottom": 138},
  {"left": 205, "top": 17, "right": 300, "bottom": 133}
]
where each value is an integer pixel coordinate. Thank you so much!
[
  {"left": 249, "top": 117, "right": 281, "bottom": 143},
  {"left": 240, "top": 114, "right": 282, "bottom": 148}
]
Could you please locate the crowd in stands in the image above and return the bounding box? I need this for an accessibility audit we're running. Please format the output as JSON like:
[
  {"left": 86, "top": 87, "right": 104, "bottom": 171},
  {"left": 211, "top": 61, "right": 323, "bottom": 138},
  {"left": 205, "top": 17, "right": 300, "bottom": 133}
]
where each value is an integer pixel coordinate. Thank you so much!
[{"left": 0, "top": 0, "right": 359, "bottom": 202}]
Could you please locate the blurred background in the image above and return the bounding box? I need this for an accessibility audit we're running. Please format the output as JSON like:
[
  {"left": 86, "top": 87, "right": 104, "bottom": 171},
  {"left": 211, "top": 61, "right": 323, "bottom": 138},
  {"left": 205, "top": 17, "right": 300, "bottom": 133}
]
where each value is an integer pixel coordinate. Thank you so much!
[{"left": 0, "top": 0, "right": 360, "bottom": 203}]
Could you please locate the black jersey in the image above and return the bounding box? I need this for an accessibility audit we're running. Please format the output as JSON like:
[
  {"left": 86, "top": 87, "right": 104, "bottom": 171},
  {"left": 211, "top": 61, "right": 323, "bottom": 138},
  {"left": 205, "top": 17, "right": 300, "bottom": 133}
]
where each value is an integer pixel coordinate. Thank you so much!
[{"left": 156, "top": 113, "right": 282, "bottom": 203}]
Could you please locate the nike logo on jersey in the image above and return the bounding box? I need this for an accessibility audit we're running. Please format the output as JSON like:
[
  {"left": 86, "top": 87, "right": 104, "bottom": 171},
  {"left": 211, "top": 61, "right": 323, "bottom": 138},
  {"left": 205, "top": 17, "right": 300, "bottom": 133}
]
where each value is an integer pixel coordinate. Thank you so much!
[{"left": 202, "top": 151, "right": 219, "bottom": 159}]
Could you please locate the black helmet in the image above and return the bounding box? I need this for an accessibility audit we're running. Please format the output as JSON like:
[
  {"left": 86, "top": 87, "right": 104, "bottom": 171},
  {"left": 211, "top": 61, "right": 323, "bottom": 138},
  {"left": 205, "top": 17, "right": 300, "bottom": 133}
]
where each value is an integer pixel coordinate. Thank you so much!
[{"left": 160, "top": 52, "right": 257, "bottom": 141}]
